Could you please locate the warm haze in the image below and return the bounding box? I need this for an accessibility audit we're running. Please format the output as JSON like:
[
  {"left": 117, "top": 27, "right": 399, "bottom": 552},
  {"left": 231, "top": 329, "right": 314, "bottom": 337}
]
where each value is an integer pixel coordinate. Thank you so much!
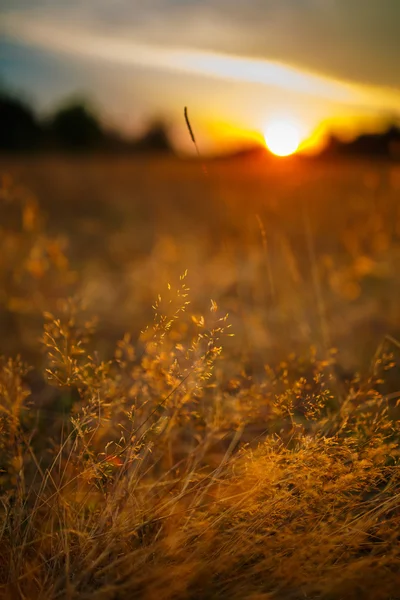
[
  {"left": 1, "top": 1, "right": 400, "bottom": 153},
  {"left": 2, "top": 3, "right": 400, "bottom": 600}
]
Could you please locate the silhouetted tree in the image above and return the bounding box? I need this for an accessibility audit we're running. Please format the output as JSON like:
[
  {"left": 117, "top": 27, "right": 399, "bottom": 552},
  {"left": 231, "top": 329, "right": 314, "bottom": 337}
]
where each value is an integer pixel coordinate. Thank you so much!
[
  {"left": 0, "top": 88, "right": 175, "bottom": 154},
  {"left": 135, "top": 121, "right": 172, "bottom": 153},
  {"left": 322, "top": 126, "right": 400, "bottom": 161},
  {"left": 385, "top": 126, "right": 400, "bottom": 160},
  {"left": 0, "top": 92, "right": 40, "bottom": 152},
  {"left": 47, "top": 102, "right": 104, "bottom": 151}
]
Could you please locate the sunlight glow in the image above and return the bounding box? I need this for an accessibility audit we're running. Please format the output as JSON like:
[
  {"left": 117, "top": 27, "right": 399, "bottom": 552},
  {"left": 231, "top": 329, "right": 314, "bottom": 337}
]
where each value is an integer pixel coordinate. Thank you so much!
[
  {"left": 264, "top": 120, "right": 301, "bottom": 157},
  {"left": 4, "top": 13, "right": 400, "bottom": 153}
]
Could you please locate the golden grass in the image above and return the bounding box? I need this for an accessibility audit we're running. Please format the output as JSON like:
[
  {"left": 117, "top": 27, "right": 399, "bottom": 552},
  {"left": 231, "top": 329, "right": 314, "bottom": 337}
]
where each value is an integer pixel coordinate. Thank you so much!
[{"left": 1, "top": 157, "right": 400, "bottom": 599}]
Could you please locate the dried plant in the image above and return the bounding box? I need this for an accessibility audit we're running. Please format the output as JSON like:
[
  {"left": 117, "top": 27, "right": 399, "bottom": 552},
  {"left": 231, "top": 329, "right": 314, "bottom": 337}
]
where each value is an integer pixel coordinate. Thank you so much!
[{"left": 1, "top": 166, "right": 400, "bottom": 600}]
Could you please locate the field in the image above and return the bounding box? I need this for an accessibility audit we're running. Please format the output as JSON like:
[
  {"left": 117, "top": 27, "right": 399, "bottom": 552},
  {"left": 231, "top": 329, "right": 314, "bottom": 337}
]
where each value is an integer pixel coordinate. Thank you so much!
[{"left": 1, "top": 154, "right": 400, "bottom": 599}]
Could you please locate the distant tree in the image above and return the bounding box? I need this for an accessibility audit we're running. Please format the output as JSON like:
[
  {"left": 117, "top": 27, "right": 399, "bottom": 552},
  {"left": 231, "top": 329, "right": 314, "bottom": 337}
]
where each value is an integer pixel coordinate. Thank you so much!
[
  {"left": 322, "top": 134, "right": 341, "bottom": 157},
  {"left": 384, "top": 125, "right": 400, "bottom": 160},
  {"left": 48, "top": 102, "right": 104, "bottom": 151},
  {"left": 135, "top": 121, "right": 172, "bottom": 153},
  {"left": 0, "top": 92, "right": 40, "bottom": 152},
  {"left": 322, "top": 126, "right": 400, "bottom": 161}
]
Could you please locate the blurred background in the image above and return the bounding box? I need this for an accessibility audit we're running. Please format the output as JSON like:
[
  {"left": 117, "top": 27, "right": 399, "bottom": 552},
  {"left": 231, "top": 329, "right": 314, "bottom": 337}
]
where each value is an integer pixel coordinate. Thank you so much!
[{"left": 2, "top": 0, "right": 400, "bottom": 154}]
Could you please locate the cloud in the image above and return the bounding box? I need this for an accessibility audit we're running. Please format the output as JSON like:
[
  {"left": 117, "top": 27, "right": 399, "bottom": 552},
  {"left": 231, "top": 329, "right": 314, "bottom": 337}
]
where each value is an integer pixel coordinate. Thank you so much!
[
  {"left": 3, "top": 11, "right": 397, "bottom": 112},
  {"left": 2, "top": 1, "right": 400, "bottom": 89}
]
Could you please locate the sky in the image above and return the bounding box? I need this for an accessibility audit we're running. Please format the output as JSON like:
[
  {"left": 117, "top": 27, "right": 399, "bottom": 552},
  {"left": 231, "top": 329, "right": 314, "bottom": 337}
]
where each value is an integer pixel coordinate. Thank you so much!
[{"left": 1, "top": 0, "right": 400, "bottom": 153}]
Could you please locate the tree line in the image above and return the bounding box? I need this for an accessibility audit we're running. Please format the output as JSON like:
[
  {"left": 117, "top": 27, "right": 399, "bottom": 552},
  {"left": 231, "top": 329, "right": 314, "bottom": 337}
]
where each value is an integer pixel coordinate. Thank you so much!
[{"left": 0, "top": 90, "right": 173, "bottom": 154}]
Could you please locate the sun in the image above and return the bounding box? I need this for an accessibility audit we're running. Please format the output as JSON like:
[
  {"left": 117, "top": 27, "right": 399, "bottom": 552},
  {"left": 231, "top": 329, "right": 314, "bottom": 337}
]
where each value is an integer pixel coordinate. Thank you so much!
[{"left": 264, "top": 119, "right": 301, "bottom": 157}]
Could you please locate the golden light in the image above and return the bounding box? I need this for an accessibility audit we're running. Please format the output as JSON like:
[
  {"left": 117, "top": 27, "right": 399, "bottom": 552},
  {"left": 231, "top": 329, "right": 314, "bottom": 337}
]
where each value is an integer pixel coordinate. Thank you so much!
[{"left": 264, "top": 119, "right": 301, "bottom": 157}]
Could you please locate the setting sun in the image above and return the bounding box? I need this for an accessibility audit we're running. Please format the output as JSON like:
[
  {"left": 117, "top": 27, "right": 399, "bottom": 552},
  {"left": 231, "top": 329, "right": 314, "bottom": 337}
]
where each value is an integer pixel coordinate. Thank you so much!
[{"left": 264, "top": 120, "right": 301, "bottom": 157}]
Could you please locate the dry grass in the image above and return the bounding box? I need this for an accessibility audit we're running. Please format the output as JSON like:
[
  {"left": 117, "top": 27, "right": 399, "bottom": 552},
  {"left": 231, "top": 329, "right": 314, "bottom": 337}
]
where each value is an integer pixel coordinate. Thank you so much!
[{"left": 1, "top": 155, "right": 400, "bottom": 599}]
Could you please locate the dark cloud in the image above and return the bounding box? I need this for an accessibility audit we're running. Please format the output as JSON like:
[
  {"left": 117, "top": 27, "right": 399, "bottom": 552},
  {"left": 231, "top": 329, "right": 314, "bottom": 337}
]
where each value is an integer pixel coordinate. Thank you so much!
[
  {"left": 11, "top": 0, "right": 396, "bottom": 88},
  {"left": 3, "top": 0, "right": 400, "bottom": 90},
  {"left": 137, "top": 0, "right": 400, "bottom": 89}
]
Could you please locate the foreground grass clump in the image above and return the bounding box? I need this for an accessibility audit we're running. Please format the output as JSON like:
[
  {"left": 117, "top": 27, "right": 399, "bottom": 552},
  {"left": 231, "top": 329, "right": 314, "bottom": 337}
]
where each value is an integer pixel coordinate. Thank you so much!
[
  {"left": 1, "top": 293, "right": 400, "bottom": 600},
  {"left": 1, "top": 166, "right": 400, "bottom": 599}
]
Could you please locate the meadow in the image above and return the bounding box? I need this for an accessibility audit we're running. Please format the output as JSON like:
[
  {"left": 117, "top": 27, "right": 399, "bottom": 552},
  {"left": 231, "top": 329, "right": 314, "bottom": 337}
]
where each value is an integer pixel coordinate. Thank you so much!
[{"left": 1, "top": 153, "right": 400, "bottom": 599}]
